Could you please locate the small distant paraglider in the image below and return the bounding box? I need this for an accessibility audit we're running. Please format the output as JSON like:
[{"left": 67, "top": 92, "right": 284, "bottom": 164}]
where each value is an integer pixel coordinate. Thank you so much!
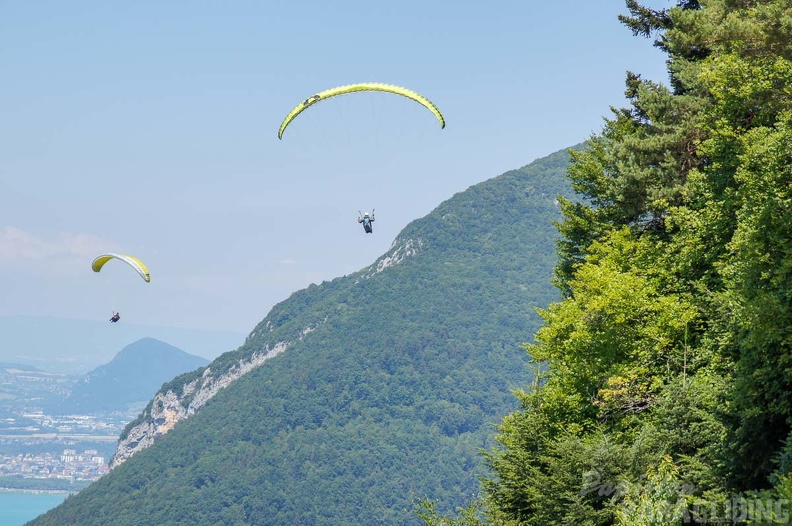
[
  {"left": 91, "top": 253, "right": 150, "bottom": 323},
  {"left": 358, "top": 210, "right": 375, "bottom": 234}
]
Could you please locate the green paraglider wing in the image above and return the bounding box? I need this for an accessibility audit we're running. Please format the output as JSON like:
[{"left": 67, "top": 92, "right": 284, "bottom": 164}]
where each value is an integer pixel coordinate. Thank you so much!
[
  {"left": 278, "top": 82, "right": 445, "bottom": 139},
  {"left": 91, "top": 253, "right": 150, "bottom": 283}
]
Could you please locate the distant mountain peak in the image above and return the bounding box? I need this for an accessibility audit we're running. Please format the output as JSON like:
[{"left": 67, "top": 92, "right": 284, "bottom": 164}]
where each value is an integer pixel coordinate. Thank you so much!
[{"left": 55, "top": 338, "right": 209, "bottom": 415}]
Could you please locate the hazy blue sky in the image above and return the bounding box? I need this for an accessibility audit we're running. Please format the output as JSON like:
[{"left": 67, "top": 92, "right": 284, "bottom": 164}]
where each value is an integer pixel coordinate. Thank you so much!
[{"left": 1, "top": 1, "right": 671, "bottom": 333}]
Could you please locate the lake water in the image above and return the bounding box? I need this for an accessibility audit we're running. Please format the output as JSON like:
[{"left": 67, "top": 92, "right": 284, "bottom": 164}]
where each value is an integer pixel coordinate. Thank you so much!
[{"left": 0, "top": 491, "right": 68, "bottom": 526}]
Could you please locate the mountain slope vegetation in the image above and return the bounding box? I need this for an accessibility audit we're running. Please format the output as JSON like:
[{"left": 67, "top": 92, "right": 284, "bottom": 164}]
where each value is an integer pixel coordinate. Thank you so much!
[{"left": 29, "top": 147, "right": 576, "bottom": 526}]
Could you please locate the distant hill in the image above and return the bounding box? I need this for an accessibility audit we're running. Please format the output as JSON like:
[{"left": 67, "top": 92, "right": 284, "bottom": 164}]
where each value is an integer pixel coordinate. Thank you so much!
[
  {"left": 0, "top": 316, "right": 244, "bottom": 373},
  {"left": 55, "top": 338, "right": 209, "bottom": 414},
  {"left": 30, "top": 146, "right": 578, "bottom": 526}
]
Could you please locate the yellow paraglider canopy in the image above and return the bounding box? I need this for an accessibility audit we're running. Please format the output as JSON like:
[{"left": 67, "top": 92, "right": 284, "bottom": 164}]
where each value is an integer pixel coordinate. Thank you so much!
[
  {"left": 278, "top": 82, "right": 445, "bottom": 139},
  {"left": 91, "top": 253, "right": 150, "bottom": 283}
]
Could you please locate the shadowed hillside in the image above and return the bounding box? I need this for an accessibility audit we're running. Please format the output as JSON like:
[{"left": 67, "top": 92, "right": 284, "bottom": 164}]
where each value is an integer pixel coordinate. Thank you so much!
[{"left": 30, "top": 146, "right": 577, "bottom": 526}]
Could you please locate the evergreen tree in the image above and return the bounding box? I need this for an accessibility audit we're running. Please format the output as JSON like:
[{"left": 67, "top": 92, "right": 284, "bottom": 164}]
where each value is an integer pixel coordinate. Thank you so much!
[{"left": 477, "top": 1, "right": 792, "bottom": 524}]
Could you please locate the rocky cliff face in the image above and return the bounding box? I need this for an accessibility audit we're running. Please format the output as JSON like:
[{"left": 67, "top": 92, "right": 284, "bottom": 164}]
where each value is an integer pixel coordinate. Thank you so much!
[
  {"left": 370, "top": 237, "right": 423, "bottom": 275},
  {"left": 110, "top": 340, "right": 290, "bottom": 468}
]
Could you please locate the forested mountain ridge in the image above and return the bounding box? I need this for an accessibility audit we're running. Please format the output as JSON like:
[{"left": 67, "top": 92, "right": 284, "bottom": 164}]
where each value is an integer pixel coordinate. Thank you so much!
[{"left": 29, "top": 147, "right": 577, "bottom": 525}]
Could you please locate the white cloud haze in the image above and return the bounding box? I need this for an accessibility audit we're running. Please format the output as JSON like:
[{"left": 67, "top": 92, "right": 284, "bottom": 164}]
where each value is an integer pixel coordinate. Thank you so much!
[{"left": 0, "top": 226, "right": 115, "bottom": 270}]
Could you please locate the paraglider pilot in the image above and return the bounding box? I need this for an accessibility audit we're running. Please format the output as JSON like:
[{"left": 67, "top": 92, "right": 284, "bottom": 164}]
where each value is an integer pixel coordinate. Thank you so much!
[
  {"left": 358, "top": 210, "right": 375, "bottom": 234},
  {"left": 110, "top": 312, "right": 120, "bottom": 323}
]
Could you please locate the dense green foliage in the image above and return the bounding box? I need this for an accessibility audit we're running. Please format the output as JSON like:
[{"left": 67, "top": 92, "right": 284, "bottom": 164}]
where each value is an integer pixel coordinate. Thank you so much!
[
  {"left": 454, "top": 1, "right": 792, "bottom": 525},
  {"left": 29, "top": 149, "right": 576, "bottom": 525},
  {"left": 56, "top": 338, "right": 209, "bottom": 414}
]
